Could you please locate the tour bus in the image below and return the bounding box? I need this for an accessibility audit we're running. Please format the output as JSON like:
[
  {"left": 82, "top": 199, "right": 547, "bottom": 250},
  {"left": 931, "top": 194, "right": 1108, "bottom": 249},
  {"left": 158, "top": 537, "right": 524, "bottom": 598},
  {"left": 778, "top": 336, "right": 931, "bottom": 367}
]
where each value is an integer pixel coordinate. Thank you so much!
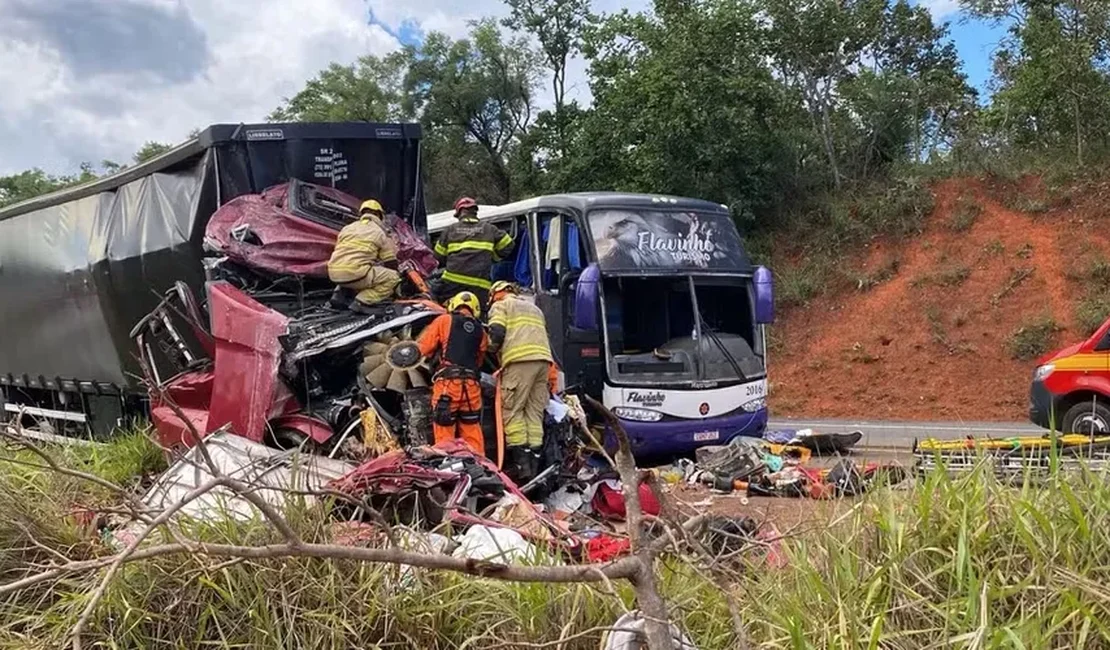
[{"left": 428, "top": 193, "right": 774, "bottom": 457}]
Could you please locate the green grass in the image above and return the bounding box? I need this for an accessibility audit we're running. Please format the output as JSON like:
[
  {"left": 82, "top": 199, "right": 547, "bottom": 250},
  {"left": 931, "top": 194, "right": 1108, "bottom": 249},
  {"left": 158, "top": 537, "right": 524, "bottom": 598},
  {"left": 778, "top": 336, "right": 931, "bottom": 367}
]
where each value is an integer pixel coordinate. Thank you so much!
[
  {"left": 777, "top": 256, "right": 835, "bottom": 308},
  {"left": 1068, "top": 258, "right": 1110, "bottom": 336},
  {"left": 949, "top": 195, "right": 982, "bottom": 232},
  {"left": 9, "top": 434, "right": 1110, "bottom": 647},
  {"left": 1077, "top": 295, "right": 1110, "bottom": 337},
  {"left": 854, "top": 256, "right": 901, "bottom": 291},
  {"left": 772, "top": 177, "right": 934, "bottom": 308},
  {"left": 981, "top": 239, "right": 1005, "bottom": 257},
  {"left": 1007, "top": 316, "right": 1061, "bottom": 360},
  {"left": 1007, "top": 195, "right": 1051, "bottom": 214}
]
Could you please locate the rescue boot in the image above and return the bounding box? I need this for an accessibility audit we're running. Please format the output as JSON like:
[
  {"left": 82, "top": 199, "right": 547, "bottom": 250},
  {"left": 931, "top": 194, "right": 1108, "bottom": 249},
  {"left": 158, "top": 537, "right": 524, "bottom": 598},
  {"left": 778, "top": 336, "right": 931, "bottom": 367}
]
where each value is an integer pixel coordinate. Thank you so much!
[
  {"left": 505, "top": 446, "right": 532, "bottom": 486},
  {"left": 529, "top": 446, "right": 544, "bottom": 481},
  {"left": 328, "top": 286, "right": 355, "bottom": 311}
]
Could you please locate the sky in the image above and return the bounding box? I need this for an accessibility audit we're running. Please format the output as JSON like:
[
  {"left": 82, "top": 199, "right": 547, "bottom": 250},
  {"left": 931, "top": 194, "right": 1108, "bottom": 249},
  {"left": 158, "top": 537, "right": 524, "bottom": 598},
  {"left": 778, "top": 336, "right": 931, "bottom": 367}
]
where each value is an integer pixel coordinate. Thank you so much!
[{"left": 0, "top": 0, "right": 1006, "bottom": 176}]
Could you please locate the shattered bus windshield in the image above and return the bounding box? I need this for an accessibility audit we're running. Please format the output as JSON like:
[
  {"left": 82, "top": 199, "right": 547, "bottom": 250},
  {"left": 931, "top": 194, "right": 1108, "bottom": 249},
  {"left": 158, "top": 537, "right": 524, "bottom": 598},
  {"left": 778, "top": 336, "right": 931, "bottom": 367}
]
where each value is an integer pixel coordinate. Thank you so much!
[
  {"left": 588, "top": 208, "right": 750, "bottom": 273},
  {"left": 602, "top": 276, "right": 765, "bottom": 386}
]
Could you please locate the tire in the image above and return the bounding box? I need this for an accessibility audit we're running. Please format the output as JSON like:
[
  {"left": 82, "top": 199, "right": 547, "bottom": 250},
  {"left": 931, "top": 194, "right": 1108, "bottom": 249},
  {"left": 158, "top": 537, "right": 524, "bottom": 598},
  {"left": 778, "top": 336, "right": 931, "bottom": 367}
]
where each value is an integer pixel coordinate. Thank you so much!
[{"left": 1061, "top": 400, "right": 1110, "bottom": 435}]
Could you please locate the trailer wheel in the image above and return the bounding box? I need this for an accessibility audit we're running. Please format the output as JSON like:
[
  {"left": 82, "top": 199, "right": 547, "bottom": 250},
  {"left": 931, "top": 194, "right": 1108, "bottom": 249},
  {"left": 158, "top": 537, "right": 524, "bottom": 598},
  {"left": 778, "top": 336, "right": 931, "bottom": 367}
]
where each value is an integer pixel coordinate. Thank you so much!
[
  {"left": 1062, "top": 400, "right": 1110, "bottom": 435},
  {"left": 265, "top": 426, "right": 320, "bottom": 453}
]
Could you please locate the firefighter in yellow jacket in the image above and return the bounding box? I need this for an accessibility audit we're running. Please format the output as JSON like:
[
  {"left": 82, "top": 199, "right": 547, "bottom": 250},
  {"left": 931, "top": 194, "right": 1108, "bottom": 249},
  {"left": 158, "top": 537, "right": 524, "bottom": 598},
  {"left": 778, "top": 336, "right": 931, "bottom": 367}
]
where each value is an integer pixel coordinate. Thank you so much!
[
  {"left": 328, "top": 199, "right": 401, "bottom": 311},
  {"left": 487, "top": 281, "right": 558, "bottom": 483}
]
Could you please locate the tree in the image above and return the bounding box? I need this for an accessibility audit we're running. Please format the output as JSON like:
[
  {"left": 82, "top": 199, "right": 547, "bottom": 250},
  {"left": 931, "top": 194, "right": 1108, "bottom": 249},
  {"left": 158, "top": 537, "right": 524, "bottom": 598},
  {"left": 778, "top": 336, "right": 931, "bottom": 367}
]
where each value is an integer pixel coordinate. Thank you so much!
[
  {"left": 964, "top": 0, "right": 1110, "bottom": 164},
  {"left": 0, "top": 169, "right": 67, "bottom": 208},
  {"left": 503, "top": 0, "right": 593, "bottom": 157},
  {"left": 133, "top": 142, "right": 174, "bottom": 164},
  {"left": 268, "top": 54, "right": 410, "bottom": 123},
  {"left": 270, "top": 22, "right": 540, "bottom": 208},
  {"left": 0, "top": 163, "right": 105, "bottom": 209},
  {"left": 565, "top": 0, "right": 803, "bottom": 225},
  {"left": 404, "top": 20, "right": 541, "bottom": 203},
  {"left": 842, "top": 0, "right": 977, "bottom": 172},
  {"left": 765, "top": 0, "right": 975, "bottom": 187}
]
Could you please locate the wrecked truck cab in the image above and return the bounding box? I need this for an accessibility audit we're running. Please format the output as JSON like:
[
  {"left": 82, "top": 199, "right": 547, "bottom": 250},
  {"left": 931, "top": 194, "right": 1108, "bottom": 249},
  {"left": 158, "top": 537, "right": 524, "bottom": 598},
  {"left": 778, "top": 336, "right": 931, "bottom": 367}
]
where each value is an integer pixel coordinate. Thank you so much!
[
  {"left": 136, "top": 175, "right": 443, "bottom": 452},
  {"left": 136, "top": 278, "right": 446, "bottom": 452}
]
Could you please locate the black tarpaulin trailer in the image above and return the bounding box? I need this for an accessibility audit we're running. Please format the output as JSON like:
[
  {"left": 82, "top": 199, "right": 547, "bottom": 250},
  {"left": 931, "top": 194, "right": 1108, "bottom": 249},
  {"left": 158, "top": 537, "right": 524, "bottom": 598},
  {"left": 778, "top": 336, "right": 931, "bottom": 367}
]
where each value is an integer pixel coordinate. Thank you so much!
[{"left": 0, "top": 122, "right": 424, "bottom": 436}]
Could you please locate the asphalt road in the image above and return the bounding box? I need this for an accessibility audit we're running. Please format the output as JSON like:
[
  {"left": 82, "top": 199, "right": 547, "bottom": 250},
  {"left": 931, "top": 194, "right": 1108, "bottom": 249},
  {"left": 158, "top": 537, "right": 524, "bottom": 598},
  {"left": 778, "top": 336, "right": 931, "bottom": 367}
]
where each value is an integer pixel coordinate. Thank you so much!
[{"left": 768, "top": 417, "right": 1043, "bottom": 450}]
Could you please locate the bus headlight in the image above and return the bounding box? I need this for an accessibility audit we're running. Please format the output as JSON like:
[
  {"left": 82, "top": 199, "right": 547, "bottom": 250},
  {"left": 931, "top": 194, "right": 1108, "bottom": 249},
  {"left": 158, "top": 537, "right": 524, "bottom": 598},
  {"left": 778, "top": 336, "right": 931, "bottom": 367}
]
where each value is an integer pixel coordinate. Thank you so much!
[
  {"left": 1033, "top": 364, "right": 1055, "bottom": 381},
  {"left": 613, "top": 407, "right": 664, "bottom": 422},
  {"left": 742, "top": 398, "right": 767, "bottom": 413}
]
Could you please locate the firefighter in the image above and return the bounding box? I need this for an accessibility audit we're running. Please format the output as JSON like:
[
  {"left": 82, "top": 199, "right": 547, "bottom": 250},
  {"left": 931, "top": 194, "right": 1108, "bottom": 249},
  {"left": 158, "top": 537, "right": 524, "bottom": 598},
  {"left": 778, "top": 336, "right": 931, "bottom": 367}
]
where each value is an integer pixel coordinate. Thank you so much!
[
  {"left": 328, "top": 199, "right": 401, "bottom": 312},
  {"left": 487, "top": 281, "right": 559, "bottom": 483},
  {"left": 416, "top": 291, "right": 489, "bottom": 454},
  {"left": 433, "top": 197, "right": 513, "bottom": 308}
]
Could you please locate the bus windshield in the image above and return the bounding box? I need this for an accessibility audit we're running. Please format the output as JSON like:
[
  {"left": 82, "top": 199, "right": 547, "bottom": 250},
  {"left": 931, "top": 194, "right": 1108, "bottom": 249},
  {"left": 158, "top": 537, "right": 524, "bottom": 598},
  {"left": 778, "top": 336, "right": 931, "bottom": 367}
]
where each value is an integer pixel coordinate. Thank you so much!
[
  {"left": 588, "top": 208, "right": 750, "bottom": 273},
  {"left": 602, "top": 275, "right": 766, "bottom": 387}
]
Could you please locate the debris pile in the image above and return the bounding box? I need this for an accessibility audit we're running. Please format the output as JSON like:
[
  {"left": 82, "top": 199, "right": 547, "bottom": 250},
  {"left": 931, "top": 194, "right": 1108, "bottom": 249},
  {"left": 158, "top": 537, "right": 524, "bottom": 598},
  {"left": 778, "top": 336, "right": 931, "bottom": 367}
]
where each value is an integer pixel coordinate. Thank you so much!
[
  {"left": 658, "top": 429, "right": 907, "bottom": 499},
  {"left": 329, "top": 441, "right": 572, "bottom": 549}
]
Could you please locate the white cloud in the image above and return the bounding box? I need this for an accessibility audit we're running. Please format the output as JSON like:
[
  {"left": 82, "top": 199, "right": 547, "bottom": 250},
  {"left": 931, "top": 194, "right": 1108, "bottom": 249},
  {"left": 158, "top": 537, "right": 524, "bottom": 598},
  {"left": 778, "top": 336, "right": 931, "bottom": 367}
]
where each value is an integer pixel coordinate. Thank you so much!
[
  {"left": 917, "top": 0, "right": 962, "bottom": 19},
  {"left": 0, "top": 0, "right": 398, "bottom": 174},
  {"left": 0, "top": 0, "right": 648, "bottom": 175}
]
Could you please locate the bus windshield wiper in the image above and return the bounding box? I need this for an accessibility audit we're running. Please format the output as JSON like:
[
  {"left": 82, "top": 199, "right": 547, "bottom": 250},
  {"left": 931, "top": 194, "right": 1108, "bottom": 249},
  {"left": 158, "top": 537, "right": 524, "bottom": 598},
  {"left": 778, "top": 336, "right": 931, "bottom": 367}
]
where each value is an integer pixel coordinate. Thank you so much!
[{"left": 696, "top": 307, "right": 747, "bottom": 382}]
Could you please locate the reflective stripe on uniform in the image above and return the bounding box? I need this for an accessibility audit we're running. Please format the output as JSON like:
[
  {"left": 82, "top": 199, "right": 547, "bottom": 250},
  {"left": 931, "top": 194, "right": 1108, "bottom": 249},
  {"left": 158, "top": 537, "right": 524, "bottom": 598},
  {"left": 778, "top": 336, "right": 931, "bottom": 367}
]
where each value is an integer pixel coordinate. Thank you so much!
[
  {"left": 489, "top": 313, "right": 546, "bottom": 329},
  {"left": 434, "top": 241, "right": 448, "bottom": 256},
  {"left": 443, "top": 240, "right": 495, "bottom": 254},
  {"left": 442, "top": 270, "right": 493, "bottom": 290},
  {"left": 337, "top": 239, "right": 396, "bottom": 258},
  {"left": 495, "top": 233, "right": 513, "bottom": 253},
  {"left": 328, "top": 263, "right": 370, "bottom": 273},
  {"left": 502, "top": 344, "right": 552, "bottom": 365}
]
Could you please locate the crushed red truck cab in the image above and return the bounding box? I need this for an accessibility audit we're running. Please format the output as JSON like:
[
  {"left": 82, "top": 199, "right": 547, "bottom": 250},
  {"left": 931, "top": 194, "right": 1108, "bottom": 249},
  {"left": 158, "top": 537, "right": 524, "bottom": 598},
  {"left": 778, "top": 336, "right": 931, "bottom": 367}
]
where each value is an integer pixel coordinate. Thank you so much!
[
  {"left": 135, "top": 179, "right": 445, "bottom": 453},
  {"left": 1029, "top": 317, "right": 1110, "bottom": 434}
]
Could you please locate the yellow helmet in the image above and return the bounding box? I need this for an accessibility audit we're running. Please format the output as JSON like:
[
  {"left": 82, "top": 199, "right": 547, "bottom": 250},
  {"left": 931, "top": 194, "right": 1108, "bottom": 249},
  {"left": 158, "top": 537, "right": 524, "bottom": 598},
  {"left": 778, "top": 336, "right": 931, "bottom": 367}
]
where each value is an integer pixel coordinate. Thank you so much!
[
  {"left": 489, "top": 281, "right": 517, "bottom": 305},
  {"left": 446, "top": 291, "right": 481, "bottom": 317},
  {"left": 360, "top": 199, "right": 384, "bottom": 216}
]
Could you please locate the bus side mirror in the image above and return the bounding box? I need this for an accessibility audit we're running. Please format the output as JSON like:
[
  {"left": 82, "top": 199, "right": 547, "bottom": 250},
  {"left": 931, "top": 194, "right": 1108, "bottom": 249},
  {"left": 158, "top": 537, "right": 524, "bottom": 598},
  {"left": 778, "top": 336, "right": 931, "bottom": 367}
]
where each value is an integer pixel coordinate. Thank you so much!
[
  {"left": 754, "top": 265, "right": 774, "bottom": 324},
  {"left": 572, "top": 263, "right": 601, "bottom": 331}
]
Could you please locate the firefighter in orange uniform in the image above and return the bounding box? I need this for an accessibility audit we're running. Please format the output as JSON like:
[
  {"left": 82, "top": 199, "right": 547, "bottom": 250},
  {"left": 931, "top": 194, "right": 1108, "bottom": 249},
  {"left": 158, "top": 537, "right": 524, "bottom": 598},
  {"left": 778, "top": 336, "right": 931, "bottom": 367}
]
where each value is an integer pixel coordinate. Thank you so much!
[{"left": 416, "top": 291, "right": 489, "bottom": 454}]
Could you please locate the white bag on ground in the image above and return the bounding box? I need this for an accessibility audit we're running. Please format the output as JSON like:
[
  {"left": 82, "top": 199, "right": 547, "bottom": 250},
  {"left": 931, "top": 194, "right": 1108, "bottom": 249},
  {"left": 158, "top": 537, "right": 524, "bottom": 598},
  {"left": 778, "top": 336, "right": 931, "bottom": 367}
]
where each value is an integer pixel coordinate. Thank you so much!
[
  {"left": 451, "top": 525, "right": 534, "bottom": 564},
  {"left": 603, "top": 611, "right": 699, "bottom": 650}
]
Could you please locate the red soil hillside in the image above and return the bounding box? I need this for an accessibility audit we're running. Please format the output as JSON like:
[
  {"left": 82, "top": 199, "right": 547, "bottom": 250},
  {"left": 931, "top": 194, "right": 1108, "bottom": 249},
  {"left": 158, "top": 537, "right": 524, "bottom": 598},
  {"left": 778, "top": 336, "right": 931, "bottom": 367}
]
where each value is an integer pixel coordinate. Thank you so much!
[{"left": 770, "top": 177, "right": 1110, "bottom": 422}]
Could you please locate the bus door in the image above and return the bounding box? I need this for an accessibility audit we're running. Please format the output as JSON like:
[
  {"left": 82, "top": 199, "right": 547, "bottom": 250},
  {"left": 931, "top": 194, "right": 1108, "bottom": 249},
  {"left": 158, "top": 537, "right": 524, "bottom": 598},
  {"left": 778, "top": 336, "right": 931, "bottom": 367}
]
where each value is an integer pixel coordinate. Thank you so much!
[{"left": 531, "top": 212, "right": 600, "bottom": 394}]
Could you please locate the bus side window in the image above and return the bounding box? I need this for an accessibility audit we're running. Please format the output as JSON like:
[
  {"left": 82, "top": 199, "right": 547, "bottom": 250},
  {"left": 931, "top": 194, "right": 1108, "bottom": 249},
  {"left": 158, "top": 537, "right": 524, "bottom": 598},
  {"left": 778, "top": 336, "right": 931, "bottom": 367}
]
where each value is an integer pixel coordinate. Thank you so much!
[{"left": 489, "top": 217, "right": 518, "bottom": 283}]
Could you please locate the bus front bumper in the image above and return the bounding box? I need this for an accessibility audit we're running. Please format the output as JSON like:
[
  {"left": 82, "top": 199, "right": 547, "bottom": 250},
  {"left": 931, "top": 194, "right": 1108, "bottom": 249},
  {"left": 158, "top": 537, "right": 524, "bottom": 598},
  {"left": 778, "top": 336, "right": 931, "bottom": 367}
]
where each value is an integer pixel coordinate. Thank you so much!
[{"left": 613, "top": 409, "right": 768, "bottom": 459}]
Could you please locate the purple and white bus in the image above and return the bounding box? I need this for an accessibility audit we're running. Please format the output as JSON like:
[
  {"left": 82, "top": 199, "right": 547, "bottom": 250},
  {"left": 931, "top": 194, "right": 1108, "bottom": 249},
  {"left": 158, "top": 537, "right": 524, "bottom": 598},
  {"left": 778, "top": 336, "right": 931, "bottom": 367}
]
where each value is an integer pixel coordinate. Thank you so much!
[{"left": 429, "top": 192, "right": 773, "bottom": 458}]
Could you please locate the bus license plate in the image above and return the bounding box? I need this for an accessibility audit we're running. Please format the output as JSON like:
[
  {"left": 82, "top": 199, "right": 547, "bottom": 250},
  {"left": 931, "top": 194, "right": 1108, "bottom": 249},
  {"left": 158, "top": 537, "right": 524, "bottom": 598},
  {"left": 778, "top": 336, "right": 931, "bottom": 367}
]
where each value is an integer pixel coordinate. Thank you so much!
[{"left": 693, "top": 430, "right": 719, "bottom": 442}]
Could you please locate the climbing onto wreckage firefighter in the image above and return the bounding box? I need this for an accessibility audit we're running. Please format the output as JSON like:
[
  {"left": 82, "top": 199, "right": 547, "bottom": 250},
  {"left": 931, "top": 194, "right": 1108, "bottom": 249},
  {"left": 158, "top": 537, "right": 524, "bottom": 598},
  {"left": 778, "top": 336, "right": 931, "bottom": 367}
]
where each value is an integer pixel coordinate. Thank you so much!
[{"left": 327, "top": 199, "right": 403, "bottom": 311}]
